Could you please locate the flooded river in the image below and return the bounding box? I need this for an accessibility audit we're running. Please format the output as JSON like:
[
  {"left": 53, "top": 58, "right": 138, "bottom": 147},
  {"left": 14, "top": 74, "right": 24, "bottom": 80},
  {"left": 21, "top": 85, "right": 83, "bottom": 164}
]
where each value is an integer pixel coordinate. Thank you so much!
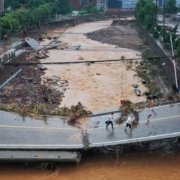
[{"left": 1, "top": 152, "right": 180, "bottom": 180}]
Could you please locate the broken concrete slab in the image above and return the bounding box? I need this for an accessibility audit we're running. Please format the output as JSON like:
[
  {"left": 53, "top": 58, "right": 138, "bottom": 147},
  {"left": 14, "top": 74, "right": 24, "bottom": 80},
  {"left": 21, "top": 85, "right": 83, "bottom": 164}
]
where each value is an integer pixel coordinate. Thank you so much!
[
  {"left": 73, "top": 44, "right": 81, "bottom": 50},
  {"left": 25, "top": 37, "right": 61, "bottom": 51},
  {"left": 25, "top": 38, "right": 42, "bottom": 51}
]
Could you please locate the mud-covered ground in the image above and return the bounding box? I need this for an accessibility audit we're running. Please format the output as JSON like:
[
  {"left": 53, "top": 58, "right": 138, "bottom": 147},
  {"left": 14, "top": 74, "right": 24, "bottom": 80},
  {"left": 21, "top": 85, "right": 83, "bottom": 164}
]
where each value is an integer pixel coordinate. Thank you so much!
[{"left": 85, "top": 22, "right": 143, "bottom": 51}]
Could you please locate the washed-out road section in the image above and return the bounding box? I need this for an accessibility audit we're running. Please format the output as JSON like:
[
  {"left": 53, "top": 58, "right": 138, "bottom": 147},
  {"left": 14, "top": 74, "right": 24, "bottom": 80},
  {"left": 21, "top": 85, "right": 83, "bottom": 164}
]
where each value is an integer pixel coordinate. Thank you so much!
[{"left": 0, "top": 103, "right": 180, "bottom": 150}]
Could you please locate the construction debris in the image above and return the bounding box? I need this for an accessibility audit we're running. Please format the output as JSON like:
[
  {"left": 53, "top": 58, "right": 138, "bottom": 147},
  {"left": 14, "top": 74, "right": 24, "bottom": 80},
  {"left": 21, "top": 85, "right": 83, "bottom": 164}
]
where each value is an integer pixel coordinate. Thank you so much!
[
  {"left": 25, "top": 38, "right": 42, "bottom": 51},
  {"left": 67, "top": 102, "right": 92, "bottom": 126},
  {"left": 35, "top": 51, "right": 49, "bottom": 59},
  {"left": 0, "top": 65, "right": 64, "bottom": 107},
  {"left": 25, "top": 37, "right": 61, "bottom": 52},
  {"left": 117, "top": 100, "right": 139, "bottom": 125},
  {"left": 37, "top": 64, "right": 47, "bottom": 70},
  {"left": 134, "top": 89, "right": 141, "bottom": 96},
  {"left": 73, "top": 44, "right": 81, "bottom": 50},
  {"left": 0, "top": 102, "right": 91, "bottom": 118},
  {"left": 23, "top": 162, "right": 55, "bottom": 171}
]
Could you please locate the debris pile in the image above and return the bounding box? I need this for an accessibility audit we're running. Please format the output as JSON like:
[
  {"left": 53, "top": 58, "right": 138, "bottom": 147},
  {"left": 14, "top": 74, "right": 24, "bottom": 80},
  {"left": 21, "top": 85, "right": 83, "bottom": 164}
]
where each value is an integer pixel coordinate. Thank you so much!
[
  {"left": 0, "top": 32, "right": 88, "bottom": 119},
  {"left": 117, "top": 100, "right": 139, "bottom": 126},
  {"left": 0, "top": 102, "right": 91, "bottom": 118},
  {"left": 23, "top": 162, "right": 55, "bottom": 171},
  {"left": 0, "top": 66, "right": 63, "bottom": 105},
  {"left": 67, "top": 102, "right": 92, "bottom": 126},
  {"left": 85, "top": 23, "right": 142, "bottom": 51},
  {"left": 117, "top": 95, "right": 180, "bottom": 126},
  {"left": 97, "top": 137, "right": 180, "bottom": 156},
  {"left": 117, "top": 94, "right": 180, "bottom": 124}
]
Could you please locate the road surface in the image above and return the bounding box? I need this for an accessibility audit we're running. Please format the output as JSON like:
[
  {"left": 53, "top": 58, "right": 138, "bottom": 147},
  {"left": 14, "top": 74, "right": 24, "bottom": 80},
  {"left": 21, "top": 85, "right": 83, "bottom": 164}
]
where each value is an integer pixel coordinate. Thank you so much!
[{"left": 0, "top": 103, "right": 179, "bottom": 150}]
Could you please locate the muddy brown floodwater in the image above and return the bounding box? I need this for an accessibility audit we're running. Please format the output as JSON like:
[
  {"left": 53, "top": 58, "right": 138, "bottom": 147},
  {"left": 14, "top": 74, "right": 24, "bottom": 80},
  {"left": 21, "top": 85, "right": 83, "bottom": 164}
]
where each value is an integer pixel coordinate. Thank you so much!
[{"left": 1, "top": 152, "right": 180, "bottom": 180}]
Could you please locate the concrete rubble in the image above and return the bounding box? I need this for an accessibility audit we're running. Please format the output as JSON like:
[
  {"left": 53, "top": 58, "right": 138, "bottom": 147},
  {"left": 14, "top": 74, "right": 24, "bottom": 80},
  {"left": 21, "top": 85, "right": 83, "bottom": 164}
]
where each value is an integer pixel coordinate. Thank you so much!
[{"left": 25, "top": 37, "right": 61, "bottom": 51}]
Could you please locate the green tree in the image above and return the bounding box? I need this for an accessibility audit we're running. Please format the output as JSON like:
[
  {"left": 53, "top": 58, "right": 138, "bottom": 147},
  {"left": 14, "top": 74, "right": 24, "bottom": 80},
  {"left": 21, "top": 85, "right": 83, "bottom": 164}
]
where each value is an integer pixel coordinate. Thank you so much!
[
  {"left": 171, "top": 24, "right": 178, "bottom": 34},
  {"left": 163, "top": 33, "right": 170, "bottom": 43},
  {"left": 84, "top": 3, "right": 94, "bottom": 13},
  {"left": 153, "top": 29, "right": 159, "bottom": 38},
  {"left": 160, "top": 27, "right": 167, "bottom": 37},
  {"left": 1, "top": 0, "right": 71, "bottom": 38},
  {"left": 145, "top": 14, "right": 154, "bottom": 29},
  {"left": 174, "top": 37, "right": 180, "bottom": 49},
  {"left": 135, "top": 0, "right": 155, "bottom": 29},
  {"left": 165, "top": 0, "right": 177, "bottom": 13},
  {"left": 4, "top": 0, "right": 71, "bottom": 13}
]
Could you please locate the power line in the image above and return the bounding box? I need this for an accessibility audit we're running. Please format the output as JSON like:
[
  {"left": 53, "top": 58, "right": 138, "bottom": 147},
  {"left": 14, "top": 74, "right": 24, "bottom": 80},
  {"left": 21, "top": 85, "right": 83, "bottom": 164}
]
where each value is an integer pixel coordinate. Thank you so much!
[
  {"left": 1, "top": 55, "right": 175, "bottom": 67},
  {"left": 0, "top": 29, "right": 139, "bottom": 35}
]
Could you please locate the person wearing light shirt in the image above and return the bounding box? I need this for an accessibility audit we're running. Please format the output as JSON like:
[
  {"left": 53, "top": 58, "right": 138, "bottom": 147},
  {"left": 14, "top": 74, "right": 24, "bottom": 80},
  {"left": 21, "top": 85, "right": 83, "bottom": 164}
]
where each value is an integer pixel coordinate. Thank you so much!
[
  {"left": 125, "top": 115, "right": 133, "bottom": 131},
  {"left": 106, "top": 112, "right": 114, "bottom": 129}
]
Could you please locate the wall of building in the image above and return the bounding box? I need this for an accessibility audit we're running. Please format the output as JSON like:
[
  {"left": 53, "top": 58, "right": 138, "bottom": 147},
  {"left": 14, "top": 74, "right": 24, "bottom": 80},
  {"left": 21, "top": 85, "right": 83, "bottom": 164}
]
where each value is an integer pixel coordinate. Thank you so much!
[
  {"left": 70, "top": 0, "right": 80, "bottom": 9},
  {"left": 70, "top": 0, "right": 97, "bottom": 9},
  {"left": 0, "top": 0, "right": 4, "bottom": 12}
]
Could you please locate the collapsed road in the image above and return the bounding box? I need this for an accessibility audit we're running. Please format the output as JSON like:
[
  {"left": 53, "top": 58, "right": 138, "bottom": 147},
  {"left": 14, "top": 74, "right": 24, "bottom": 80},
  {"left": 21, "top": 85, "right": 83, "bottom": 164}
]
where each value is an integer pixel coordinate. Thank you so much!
[{"left": 0, "top": 102, "right": 179, "bottom": 163}]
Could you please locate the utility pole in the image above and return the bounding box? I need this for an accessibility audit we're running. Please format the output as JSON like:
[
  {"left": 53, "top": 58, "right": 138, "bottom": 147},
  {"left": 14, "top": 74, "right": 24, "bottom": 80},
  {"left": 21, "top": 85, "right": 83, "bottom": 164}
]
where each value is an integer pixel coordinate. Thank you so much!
[
  {"left": 155, "top": 0, "right": 158, "bottom": 23},
  {"left": 118, "top": 0, "right": 122, "bottom": 21},
  {"left": 170, "top": 33, "right": 179, "bottom": 93},
  {"left": 163, "top": 3, "right": 165, "bottom": 27},
  {"left": 0, "top": 0, "right": 4, "bottom": 46}
]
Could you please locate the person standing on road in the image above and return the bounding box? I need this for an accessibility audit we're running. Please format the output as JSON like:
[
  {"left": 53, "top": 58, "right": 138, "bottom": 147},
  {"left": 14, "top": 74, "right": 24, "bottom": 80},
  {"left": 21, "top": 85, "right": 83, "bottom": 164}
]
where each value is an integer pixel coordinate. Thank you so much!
[
  {"left": 125, "top": 115, "right": 133, "bottom": 131},
  {"left": 4, "top": 34, "right": 8, "bottom": 41},
  {"left": 106, "top": 112, "right": 114, "bottom": 129}
]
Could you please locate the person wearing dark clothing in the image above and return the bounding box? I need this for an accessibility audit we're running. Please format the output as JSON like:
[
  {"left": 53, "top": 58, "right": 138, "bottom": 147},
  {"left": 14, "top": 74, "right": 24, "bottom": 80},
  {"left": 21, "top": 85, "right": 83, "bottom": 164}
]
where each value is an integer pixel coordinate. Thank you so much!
[{"left": 4, "top": 34, "right": 8, "bottom": 41}]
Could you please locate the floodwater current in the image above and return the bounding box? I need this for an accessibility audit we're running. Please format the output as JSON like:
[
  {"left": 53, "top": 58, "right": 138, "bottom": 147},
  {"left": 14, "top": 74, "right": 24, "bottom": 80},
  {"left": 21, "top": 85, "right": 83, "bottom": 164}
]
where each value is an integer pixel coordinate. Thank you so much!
[{"left": 0, "top": 152, "right": 180, "bottom": 180}]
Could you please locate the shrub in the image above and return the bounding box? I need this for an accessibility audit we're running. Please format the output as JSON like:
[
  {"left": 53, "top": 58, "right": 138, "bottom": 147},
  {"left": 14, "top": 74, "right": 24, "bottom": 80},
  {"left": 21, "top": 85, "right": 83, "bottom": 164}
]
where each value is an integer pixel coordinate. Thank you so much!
[
  {"left": 79, "top": 10, "right": 87, "bottom": 15},
  {"left": 84, "top": 3, "right": 93, "bottom": 13},
  {"left": 91, "top": 7, "right": 99, "bottom": 14},
  {"left": 153, "top": 30, "right": 159, "bottom": 38},
  {"left": 121, "top": 55, "right": 125, "bottom": 60}
]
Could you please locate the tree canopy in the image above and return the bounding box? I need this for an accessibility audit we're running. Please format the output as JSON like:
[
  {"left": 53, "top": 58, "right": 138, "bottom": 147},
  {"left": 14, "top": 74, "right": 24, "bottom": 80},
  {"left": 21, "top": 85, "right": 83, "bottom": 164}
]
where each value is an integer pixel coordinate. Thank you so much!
[
  {"left": 165, "top": 0, "right": 177, "bottom": 13},
  {"left": 4, "top": 0, "right": 71, "bottom": 13},
  {"left": 3, "top": 0, "right": 71, "bottom": 16},
  {"left": 135, "top": 0, "right": 156, "bottom": 29},
  {"left": 0, "top": 0, "right": 71, "bottom": 37}
]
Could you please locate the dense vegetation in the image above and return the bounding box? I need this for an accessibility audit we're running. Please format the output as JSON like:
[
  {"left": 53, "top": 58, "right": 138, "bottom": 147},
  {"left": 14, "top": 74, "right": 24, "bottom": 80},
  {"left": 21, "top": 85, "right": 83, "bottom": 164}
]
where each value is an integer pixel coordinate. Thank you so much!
[
  {"left": 0, "top": 0, "right": 71, "bottom": 37},
  {"left": 4, "top": 0, "right": 71, "bottom": 14},
  {"left": 135, "top": 0, "right": 156, "bottom": 29},
  {"left": 135, "top": 0, "right": 180, "bottom": 60},
  {"left": 165, "top": 0, "right": 177, "bottom": 13}
]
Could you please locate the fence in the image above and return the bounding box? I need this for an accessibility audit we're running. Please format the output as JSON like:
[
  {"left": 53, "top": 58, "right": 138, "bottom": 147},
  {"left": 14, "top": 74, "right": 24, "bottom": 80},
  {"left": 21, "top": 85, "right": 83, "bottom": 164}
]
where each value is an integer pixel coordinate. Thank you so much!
[
  {"left": 0, "top": 52, "right": 26, "bottom": 85},
  {"left": 139, "top": 25, "right": 180, "bottom": 87}
]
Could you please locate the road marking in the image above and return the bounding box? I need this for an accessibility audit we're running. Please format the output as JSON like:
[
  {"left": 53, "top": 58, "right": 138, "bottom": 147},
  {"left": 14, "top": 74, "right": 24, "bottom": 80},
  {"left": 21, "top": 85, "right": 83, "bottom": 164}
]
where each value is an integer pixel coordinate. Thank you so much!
[
  {"left": 0, "top": 114, "right": 180, "bottom": 131},
  {"left": 91, "top": 131, "right": 180, "bottom": 146},
  {"left": 0, "top": 124, "right": 81, "bottom": 131},
  {"left": 92, "top": 113, "right": 120, "bottom": 119},
  {"left": 0, "top": 144, "right": 83, "bottom": 147},
  {"left": 88, "top": 114, "right": 180, "bottom": 130}
]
